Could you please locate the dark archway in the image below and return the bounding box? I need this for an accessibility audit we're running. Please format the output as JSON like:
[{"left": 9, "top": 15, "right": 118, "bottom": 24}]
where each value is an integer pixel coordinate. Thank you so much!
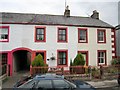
[{"left": 13, "top": 50, "right": 31, "bottom": 72}]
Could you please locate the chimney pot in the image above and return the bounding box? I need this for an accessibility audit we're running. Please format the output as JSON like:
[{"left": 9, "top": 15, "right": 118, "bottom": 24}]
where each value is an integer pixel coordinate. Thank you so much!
[
  {"left": 91, "top": 10, "right": 99, "bottom": 19},
  {"left": 64, "top": 5, "right": 70, "bottom": 17}
]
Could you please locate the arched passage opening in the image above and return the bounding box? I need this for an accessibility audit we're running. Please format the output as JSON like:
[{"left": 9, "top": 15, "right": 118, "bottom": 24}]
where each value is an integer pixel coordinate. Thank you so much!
[
  {"left": 13, "top": 50, "right": 31, "bottom": 72},
  {"left": 12, "top": 48, "right": 32, "bottom": 73}
]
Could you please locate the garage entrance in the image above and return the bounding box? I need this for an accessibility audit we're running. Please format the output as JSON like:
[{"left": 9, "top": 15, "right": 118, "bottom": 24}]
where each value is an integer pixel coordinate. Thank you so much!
[{"left": 13, "top": 50, "right": 31, "bottom": 72}]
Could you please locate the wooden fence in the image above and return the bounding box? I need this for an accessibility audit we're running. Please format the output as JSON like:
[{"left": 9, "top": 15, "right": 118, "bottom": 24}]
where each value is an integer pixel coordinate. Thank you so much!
[
  {"left": 30, "top": 65, "right": 120, "bottom": 80},
  {"left": 0, "top": 64, "right": 9, "bottom": 76},
  {"left": 30, "top": 66, "right": 64, "bottom": 76}
]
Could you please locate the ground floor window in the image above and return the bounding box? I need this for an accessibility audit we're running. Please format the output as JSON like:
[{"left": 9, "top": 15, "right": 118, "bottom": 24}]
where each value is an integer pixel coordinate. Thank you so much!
[
  {"left": 98, "top": 50, "right": 106, "bottom": 65},
  {"left": 0, "top": 53, "right": 8, "bottom": 65},
  {"left": 57, "top": 50, "right": 68, "bottom": 66},
  {"left": 0, "top": 53, "right": 8, "bottom": 75}
]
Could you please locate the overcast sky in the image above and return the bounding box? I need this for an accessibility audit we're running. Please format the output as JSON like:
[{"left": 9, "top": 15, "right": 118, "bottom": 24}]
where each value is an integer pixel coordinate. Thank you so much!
[{"left": 0, "top": 0, "right": 119, "bottom": 26}]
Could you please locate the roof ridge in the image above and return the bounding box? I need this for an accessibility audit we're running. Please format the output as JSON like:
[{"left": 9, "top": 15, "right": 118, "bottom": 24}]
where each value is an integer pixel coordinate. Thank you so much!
[{"left": 1, "top": 12, "right": 90, "bottom": 18}]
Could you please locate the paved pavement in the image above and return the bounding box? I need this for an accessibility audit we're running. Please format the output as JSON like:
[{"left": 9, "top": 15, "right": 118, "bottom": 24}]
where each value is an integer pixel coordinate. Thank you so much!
[
  {"left": 87, "top": 79, "right": 119, "bottom": 88},
  {"left": 2, "top": 71, "right": 30, "bottom": 88}
]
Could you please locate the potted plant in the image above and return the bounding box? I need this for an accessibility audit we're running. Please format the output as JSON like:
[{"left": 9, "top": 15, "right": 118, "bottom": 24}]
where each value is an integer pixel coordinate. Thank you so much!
[{"left": 50, "top": 56, "right": 56, "bottom": 60}]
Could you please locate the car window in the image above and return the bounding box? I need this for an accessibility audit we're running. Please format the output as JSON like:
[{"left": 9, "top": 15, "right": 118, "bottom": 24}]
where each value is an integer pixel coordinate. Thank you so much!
[
  {"left": 78, "top": 84, "right": 91, "bottom": 88},
  {"left": 37, "top": 80, "right": 53, "bottom": 89},
  {"left": 73, "top": 80, "right": 93, "bottom": 89},
  {"left": 53, "top": 79, "right": 71, "bottom": 89},
  {"left": 18, "top": 79, "right": 36, "bottom": 88}
]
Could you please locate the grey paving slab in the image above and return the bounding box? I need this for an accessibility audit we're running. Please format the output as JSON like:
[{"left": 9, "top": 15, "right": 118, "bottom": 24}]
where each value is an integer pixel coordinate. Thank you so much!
[{"left": 2, "top": 71, "right": 30, "bottom": 88}]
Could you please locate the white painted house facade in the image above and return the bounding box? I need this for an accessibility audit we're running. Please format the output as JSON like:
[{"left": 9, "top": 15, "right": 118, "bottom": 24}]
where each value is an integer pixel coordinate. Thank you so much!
[{"left": 0, "top": 8, "right": 116, "bottom": 76}]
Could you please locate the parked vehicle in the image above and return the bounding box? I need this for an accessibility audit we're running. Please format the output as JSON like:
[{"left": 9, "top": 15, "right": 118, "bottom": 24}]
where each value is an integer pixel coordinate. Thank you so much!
[{"left": 13, "top": 73, "right": 96, "bottom": 90}]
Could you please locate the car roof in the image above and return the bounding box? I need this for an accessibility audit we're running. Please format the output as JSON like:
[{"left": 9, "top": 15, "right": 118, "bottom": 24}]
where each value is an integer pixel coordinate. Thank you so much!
[{"left": 33, "top": 73, "right": 64, "bottom": 80}]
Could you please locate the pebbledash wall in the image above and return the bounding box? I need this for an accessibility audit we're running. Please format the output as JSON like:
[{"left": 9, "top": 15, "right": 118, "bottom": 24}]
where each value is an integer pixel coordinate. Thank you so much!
[{"left": 0, "top": 24, "right": 116, "bottom": 76}]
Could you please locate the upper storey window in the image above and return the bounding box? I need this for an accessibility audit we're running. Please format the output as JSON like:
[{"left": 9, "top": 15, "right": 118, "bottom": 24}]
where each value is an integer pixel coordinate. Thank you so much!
[
  {"left": 35, "top": 27, "right": 46, "bottom": 42},
  {"left": 78, "top": 28, "right": 88, "bottom": 43},
  {"left": 0, "top": 26, "right": 9, "bottom": 42},
  {"left": 97, "top": 29, "right": 106, "bottom": 43},
  {"left": 58, "top": 27, "right": 67, "bottom": 42}
]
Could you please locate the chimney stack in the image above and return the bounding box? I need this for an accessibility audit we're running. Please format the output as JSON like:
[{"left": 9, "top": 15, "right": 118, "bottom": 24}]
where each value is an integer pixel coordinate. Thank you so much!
[
  {"left": 91, "top": 10, "right": 99, "bottom": 19},
  {"left": 64, "top": 5, "right": 70, "bottom": 17}
]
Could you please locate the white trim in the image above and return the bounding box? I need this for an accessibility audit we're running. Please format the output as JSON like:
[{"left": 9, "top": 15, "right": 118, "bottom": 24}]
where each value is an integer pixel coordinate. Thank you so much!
[
  {"left": 111, "top": 32, "right": 114, "bottom": 35},
  {"left": 111, "top": 38, "right": 114, "bottom": 41},
  {"left": 112, "top": 53, "right": 115, "bottom": 56},
  {"left": 112, "top": 48, "right": 115, "bottom": 51},
  {"left": 112, "top": 43, "right": 114, "bottom": 45}
]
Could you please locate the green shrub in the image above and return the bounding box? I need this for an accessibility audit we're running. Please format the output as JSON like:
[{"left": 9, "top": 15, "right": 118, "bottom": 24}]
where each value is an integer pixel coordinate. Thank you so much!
[
  {"left": 32, "top": 54, "right": 45, "bottom": 67},
  {"left": 111, "top": 58, "right": 120, "bottom": 65},
  {"left": 73, "top": 53, "right": 85, "bottom": 66}
]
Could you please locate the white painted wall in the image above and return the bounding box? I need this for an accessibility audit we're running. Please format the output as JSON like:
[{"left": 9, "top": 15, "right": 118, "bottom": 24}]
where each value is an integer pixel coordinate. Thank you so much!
[{"left": 0, "top": 24, "right": 113, "bottom": 68}]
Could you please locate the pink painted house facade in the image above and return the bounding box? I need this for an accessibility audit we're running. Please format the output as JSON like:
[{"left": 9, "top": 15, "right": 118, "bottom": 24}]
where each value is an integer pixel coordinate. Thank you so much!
[{"left": 0, "top": 9, "right": 116, "bottom": 76}]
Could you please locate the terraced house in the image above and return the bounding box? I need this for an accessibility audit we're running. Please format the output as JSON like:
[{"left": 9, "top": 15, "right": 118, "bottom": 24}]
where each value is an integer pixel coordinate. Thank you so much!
[{"left": 0, "top": 7, "right": 116, "bottom": 76}]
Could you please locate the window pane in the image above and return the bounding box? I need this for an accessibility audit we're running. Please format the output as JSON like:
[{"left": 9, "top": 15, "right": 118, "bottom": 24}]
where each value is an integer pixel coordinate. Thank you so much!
[
  {"left": 59, "top": 36, "right": 62, "bottom": 40},
  {"left": 63, "top": 52, "right": 66, "bottom": 58},
  {"left": 62, "top": 30, "right": 66, "bottom": 34},
  {"left": 101, "top": 58, "right": 104, "bottom": 63},
  {"left": 63, "top": 59, "right": 66, "bottom": 64},
  {"left": 40, "top": 29, "right": 44, "bottom": 34},
  {"left": 62, "top": 36, "right": 66, "bottom": 40},
  {"left": 37, "top": 29, "right": 44, "bottom": 35},
  {"left": 59, "top": 30, "right": 63, "bottom": 34},
  {"left": 0, "top": 28, "right": 8, "bottom": 34},
  {"left": 37, "top": 80, "right": 52, "bottom": 89},
  {"left": 39, "top": 35, "right": 44, "bottom": 40},
  {"left": 1, "top": 35, "right": 8, "bottom": 39},
  {"left": 36, "top": 35, "right": 40, "bottom": 40},
  {"left": 98, "top": 37, "right": 103, "bottom": 41},
  {"left": 80, "top": 36, "right": 86, "bottom": 40},
  {"left": 80, "top": 30, "right": 86, "bottom": 35}
]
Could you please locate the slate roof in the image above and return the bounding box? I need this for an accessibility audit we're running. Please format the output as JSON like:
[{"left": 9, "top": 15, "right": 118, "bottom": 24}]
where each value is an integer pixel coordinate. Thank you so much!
[{"left": 0, "top": 12, "right": 114, "bottom": 28}]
